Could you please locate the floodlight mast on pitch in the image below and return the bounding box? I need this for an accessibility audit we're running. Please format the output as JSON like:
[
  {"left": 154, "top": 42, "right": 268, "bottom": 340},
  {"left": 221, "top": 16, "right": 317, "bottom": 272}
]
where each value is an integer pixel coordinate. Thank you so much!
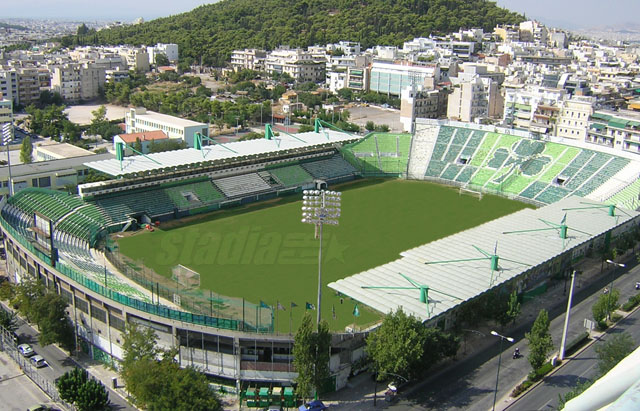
[{"left": 302, "top": 189, "right": 341, "bottom": 325}]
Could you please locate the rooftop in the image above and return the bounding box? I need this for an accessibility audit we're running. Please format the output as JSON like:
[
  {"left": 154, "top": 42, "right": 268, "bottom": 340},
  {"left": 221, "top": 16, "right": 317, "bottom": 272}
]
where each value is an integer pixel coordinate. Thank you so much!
[
  {"left": 329, "top": 196, "right": 639, "bottom": 322},
  {"left": 85, "top": 129, "right": 358, "bottom": 177},
  {"left": 0, "top": 153, "right": 114, "bottom": 179},
  {"left": 116, "top": 130, "right": 168, "bottom": 144}
]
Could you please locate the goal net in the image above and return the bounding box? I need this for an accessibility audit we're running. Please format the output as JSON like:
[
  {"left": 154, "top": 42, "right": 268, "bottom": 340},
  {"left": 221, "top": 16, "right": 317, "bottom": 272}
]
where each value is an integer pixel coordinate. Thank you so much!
[{"left": 171, "top": 264, "right": 201, "bottom": 289}]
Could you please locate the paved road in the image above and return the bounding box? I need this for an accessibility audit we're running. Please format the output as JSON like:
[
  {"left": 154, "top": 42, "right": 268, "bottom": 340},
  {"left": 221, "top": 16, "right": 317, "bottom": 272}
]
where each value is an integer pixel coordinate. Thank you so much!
[
  {"left": 510, "top": 305, "right": 640, "bottom": 410},
  {"left": 2, "top": 301, "right": 134, "bottom": 410},
  {"left": 389, "top": 255, "right": 640, "bottom": 410}
]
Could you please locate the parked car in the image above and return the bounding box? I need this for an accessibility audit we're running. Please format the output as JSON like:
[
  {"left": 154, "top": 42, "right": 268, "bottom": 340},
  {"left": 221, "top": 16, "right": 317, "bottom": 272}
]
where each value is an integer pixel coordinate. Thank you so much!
[
  {"left": 31, "top": 354, "right": 46, "bottom": 368},
  {"left": 18, "top": 343, "right": 35, "bottom": 357},
  {"left": 298, "top": 400, "right": 328, "bottom": 411},
  {"left": 27, "top": 405, "right": 53, "bottom": 411}
]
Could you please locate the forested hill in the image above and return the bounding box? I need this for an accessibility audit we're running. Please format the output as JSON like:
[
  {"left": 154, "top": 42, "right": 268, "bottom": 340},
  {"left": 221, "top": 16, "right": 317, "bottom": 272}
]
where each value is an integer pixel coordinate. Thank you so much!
[{"left": 71, "top": 0, "right": 524, "bottom": 66}]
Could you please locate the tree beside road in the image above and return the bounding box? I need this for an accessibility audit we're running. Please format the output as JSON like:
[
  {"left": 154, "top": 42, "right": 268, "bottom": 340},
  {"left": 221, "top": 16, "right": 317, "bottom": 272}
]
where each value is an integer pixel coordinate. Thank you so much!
[{"left": 526, "top": 309, "right": 554, "bottom": 372}]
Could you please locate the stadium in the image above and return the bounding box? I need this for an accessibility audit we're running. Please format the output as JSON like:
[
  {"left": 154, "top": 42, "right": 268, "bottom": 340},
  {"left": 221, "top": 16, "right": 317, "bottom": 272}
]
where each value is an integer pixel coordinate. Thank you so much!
[{"left": 1, "top": 118, "right": 639, "bottom": 397}]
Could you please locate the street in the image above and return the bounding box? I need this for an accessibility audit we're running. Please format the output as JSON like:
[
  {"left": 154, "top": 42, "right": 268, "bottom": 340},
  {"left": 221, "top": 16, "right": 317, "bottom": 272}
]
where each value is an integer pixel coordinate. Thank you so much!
[
  {"left": 1, "top": 300, "right": 134, "bottom": 410},
  {"left": 387, "top": 254, "right": 640, "bottom": 410},
  {"left": 507, "top": 302, "right": 640, "bottom": 410}
]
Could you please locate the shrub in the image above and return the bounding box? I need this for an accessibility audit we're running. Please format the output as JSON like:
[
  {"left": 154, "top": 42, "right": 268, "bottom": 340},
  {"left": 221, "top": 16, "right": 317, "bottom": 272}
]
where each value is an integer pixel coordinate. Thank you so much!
[
  {"left": 621, "top": 293, "right": 640, "bottom": 312},
  {"left": 564, "top": 332, "right": 590, "bottom": 357},
  {"left": 611, "top": 313, "right": 623, "bottom": 323},
  {"left": 528, "top": 361, "right": 554, "bottom": 382},
  {"left": 596, "top": 320, "right": 608, "bottom": 331},
  {"left": 511, "top": 380, "right": 533, "bottom": 397}
]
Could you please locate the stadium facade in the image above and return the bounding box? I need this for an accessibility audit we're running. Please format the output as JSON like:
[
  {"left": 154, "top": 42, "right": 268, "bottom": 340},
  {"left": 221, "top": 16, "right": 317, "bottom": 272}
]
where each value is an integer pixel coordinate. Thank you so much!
[{"left": 1, "top": 119, "right": 640, "bottom": 392}]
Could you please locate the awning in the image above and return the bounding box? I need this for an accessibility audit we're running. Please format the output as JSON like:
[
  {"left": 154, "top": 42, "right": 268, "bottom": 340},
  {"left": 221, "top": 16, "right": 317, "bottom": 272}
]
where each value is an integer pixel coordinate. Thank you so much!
[
  {"left": 608, "top": 119, "right": 629, "bottom": 129},
  {"left": 590, "top": 123, "right": 606, "bottom": 130}
]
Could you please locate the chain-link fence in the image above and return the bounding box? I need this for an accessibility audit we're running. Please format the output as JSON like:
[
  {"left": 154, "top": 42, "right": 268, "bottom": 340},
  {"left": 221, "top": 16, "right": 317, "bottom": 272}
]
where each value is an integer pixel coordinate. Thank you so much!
[{"left": 0, "top": 325, "right": 74, "bottom": 410}]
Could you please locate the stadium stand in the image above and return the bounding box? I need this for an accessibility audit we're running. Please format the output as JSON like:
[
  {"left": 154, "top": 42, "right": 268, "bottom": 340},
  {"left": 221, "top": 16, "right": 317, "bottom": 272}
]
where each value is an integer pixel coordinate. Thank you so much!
[
  {"left": 164, "top": 180, "right": 224, "bottom": 210},
  {"left": 213, "top": 173, "right": 272, "bottom": 198},
  {"left": 268, "top": 165, "right": 314, "bottom": 187},
  {"left": 341, "top": 133, "right": 412, "bottom": 175},
  {"left": 301, "top": 155, "right": 358, "bottom": 180},
  {"left": 415, "top": 123, "right": 639, "bottom": 205}
]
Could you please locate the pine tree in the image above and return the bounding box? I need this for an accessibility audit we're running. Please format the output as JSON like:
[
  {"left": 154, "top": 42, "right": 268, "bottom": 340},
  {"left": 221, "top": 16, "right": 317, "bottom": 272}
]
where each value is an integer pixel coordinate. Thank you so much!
[{"left": 19, "top": 136, "right": 32, "bottom": 164}]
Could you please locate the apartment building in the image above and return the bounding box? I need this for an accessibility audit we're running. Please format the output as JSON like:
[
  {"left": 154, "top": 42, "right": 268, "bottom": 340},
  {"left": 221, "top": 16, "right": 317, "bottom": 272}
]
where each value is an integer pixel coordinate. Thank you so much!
[
  {"left": 586, "top": 109, "right": 640, "bottom": 154},
  {"left": 0, "top": 69, "right": 18, "bottom": 104},
  {"left": 125, "top": 107, "right": 208, "bottom": 148},
  {"left": 503, "top": 86, "right": 566, "bottom": 134},
  {"left": 230, "top": 49, "right": 267, "bottom": 72},
  {"left": 50, "top": 64, "right": 81, "bottom": 101},
  {"left": 50, "top": 62, "right": 105, "bottom": 101},
  {"left": 0, "top": 93, "right": 12, "bottom": 129},
  {"left": 400, "top": 84, "right": 448, "bottom": 132},
  {"left": 147, "top": 43, "right": 179, "bottom": 64},
  {"left": 447, "top": 75, "right": 502, "bottom": 122},
  {"left": 265, "top": 48, "right": 325, "bottom": 83},
  {"left": 17, "top": 66, "right": 41, "bottom": 106},
  {"left": 557, "top": 96, "right": 595, "bottom": 140}
]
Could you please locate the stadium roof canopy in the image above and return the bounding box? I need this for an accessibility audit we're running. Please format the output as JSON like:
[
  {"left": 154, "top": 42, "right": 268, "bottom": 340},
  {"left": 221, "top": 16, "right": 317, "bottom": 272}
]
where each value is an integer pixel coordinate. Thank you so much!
[
  {"left": 329, "top": 196, "right": 639, "bottom": 322},
  {"left": 85, "top": 129, "right": 358, "bottom": 177}
]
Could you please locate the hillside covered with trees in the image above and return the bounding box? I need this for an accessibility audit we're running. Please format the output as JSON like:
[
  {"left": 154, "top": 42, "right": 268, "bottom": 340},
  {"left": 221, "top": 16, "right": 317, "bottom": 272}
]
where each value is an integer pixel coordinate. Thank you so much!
[{"left": 65, "top": 0, "right": 523, "bottom": 66}]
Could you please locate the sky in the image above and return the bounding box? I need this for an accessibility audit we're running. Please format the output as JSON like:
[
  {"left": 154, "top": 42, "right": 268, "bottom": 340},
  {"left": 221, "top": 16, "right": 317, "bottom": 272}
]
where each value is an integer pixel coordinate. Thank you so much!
[
  {"left": 496, "top": 0, "right": 640, "bottom": 29},
  {"left": 3, "top": 0, "right": 640, "bottom": 30},
  {"left": 3, "top": 0, "right": 219, "bottom": 21}
]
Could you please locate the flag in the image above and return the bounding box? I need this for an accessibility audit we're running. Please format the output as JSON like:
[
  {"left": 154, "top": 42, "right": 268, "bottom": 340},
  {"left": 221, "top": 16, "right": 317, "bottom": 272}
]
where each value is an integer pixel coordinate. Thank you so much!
[
  {"left": 260, "top": 300, "right": 270, "bottom": 309},
  {"left": 306, "top": 302, "right": 316, "bottom": 310},
  {"left": 291, "top": 302, "right": 298, "bottom": 308},
  {"left": 353, "top": 304, "right": 360, "bottom": 317},
  {"left": 332, "top": 304, "right": 336, "bottom": 319},
  {"left": 277, "top": 301, "right": 286, "bottom": 311}
]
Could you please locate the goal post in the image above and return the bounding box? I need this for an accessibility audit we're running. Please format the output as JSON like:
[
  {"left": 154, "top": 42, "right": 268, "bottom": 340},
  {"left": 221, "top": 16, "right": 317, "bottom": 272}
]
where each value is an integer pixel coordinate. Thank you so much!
[
  {"left": 171, "top": 264, "right": 201, "bottom": 289},
  {"left": 459, "top": 186, "right": 483, "bottom": 200}
]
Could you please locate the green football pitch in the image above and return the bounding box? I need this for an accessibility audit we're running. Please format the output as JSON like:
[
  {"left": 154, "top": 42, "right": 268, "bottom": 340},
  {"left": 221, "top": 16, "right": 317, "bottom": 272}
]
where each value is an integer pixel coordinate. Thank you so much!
[{"left": 117, "top": 178, "right": 530, "bottom": 332}]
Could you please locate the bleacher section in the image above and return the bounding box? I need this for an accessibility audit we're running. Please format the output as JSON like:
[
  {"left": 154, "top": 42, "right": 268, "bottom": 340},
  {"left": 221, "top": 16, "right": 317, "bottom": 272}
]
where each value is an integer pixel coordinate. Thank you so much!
[
  {"left": 92, "top": 187, "right": 175, "bottom": 222},
  {"left": 213, "top": 173, "right": 272, "bottom": 198},
  {"left": 301, "top": 156, "right": 358, "bottom": 180},
  {"left": 341, "top": 133, "right": 412, "bottom": 175},
  {"left": 269, "top": 165, "right": 313, "bottom": 187},
  {"left": 7, "top": 188, "right": 84, "bottom": 222},
  {"left": 164, "top": 180, "right": 224, "bottom": 210},
  {"left": 417, "top": 124, "right": 639, "bottom": 205}
]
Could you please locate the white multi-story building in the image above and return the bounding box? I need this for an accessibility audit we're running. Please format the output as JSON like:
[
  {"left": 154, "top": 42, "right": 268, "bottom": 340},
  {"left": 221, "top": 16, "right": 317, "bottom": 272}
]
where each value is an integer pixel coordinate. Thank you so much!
[
  {"left": 230, "top": 49, "right": 267, "bottom": 72},
  {"left": 265, "top": 48, "right": 325, "bottom": 82},
  {"left": 50, "top": 62, "right": 105, "bottom": 101},
  {"left": 502, "top": 86, "right": 566, "bottom": 134},
  {"left": 447, "top": 75, "right": 502, "bottom": 122},
  {"left": 586, "top": 110, "right": 640, "bottom": 154},
  {"left": 557, "top": 96, "right": 595, "bottom": 140},
  {"left": 50, "top": 63, "right": 81, "bottom": 101},
  {"left": 326, "top": 41, "right": 361, "bottom": 56},
  {"left": 147, "top": 43, "right": 179, "bottom": 64},
  {"left": 0, "top": 93, "right": 13, "bottom": 131},
  {"left": 0, "top": 69, "right": 18, "bottom": 104},
  {"left": 16, "top": 66, "right": 41, "bottom": 106},
  {"left": 125, "top": 107, "right": 208, "bottom": 148},
  {"left": 400, "top": 84, "right": 448, "bottom": 132}
]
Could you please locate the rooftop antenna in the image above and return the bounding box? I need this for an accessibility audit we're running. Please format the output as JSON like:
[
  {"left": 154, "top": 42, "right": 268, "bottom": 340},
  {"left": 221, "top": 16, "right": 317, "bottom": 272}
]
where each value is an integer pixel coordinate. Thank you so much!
[
  {"left": 361, "top": 272, "right": 462, "bottom": 318},
  {"left": 424, "top": 242, "right": 530, "bottom": 287}
]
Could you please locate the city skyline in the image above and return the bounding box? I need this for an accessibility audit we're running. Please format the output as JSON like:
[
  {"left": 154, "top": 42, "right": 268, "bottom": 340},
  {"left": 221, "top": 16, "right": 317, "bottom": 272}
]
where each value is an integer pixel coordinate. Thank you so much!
[{"left": 1, "top": 0, "right": 638, "bottom": 30}]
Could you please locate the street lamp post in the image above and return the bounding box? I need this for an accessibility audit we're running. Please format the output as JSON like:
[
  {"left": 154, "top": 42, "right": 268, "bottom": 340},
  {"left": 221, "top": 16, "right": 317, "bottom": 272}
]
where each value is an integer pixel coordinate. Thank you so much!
[
  {"left": 490, "top": 330, "right": 514, "bottom": 411},
  {"left": 605, "top": 259, "right": 625, "bottom": 320},
  {"left": 301, "top": 190, "right": 341, "bottom": 326},
  {"left": 559, "top": 270, "right": 577, "bottom": 360}
]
